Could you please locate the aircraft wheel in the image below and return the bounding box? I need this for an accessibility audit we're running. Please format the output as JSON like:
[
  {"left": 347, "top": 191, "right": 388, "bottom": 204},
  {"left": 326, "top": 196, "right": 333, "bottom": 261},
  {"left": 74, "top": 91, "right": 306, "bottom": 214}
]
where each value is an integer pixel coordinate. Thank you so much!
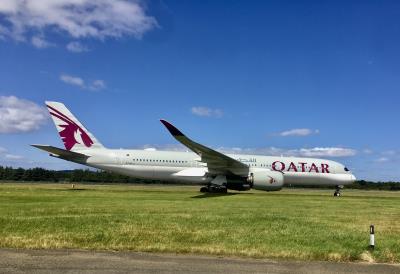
[
  {"left": 200, "top": 186, "right": 209, "bottom": 193},
  {"left": 334, "top": 185, "right": 343, "bottom": 197},
  {"left": 214, "top": 187, "right": 227, "bottom": 193},
  {"left": 333, "top": 191, "right": 341, "bottom": 197}
]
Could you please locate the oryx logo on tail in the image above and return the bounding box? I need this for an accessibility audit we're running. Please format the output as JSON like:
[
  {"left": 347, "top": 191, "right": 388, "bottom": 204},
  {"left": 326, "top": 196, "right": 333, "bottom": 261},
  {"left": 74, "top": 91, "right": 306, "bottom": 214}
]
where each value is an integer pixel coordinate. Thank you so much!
[
  {"left": 47, "top": 105, "right": 94, "bottom": 150},
  {"left": 45, "top": 101, "right": 104, "bottom": 151}
]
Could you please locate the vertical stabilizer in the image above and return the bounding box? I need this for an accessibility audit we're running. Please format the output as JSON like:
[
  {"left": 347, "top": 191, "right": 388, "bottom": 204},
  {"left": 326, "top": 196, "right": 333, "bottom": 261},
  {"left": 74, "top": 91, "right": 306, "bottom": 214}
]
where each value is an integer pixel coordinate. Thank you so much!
[{"left": 45, "top": 101, "right": 104, "bottom": 151}]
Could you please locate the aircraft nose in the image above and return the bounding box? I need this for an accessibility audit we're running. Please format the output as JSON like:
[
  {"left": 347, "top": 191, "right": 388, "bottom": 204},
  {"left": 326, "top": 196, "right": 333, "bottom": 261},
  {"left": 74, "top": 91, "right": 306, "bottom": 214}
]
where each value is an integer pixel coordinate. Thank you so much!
[{"left": 350, "top": 174, "right": 356, "bottom": 182}]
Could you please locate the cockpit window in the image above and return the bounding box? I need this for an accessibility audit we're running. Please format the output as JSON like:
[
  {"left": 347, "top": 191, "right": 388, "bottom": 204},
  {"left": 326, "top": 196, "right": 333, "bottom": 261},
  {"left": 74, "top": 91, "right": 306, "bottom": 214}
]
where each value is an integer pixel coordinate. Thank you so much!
[{"left": 344, "top": 167, "right": 349, "bottom": 172}]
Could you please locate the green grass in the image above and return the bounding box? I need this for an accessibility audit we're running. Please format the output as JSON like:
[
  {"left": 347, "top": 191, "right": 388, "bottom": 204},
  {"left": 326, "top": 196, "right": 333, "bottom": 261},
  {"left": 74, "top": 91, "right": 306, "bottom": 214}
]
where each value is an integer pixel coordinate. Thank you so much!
[{"left": 0, "top": 183, "right": 399, "bottom": 263}]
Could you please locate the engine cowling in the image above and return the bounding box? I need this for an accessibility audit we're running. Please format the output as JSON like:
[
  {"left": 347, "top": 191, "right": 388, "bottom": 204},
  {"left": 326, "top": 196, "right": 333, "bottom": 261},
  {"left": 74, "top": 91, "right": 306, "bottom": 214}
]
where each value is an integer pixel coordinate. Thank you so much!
[{"left": 248, "top": 168, "right": 284, "bottom": 191}]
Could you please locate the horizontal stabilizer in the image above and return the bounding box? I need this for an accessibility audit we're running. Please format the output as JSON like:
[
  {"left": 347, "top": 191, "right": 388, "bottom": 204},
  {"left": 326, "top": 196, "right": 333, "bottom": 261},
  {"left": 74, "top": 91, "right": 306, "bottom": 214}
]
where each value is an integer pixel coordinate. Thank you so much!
[{"left": 31, "top": 144, "right": 89, "bottom": 162}]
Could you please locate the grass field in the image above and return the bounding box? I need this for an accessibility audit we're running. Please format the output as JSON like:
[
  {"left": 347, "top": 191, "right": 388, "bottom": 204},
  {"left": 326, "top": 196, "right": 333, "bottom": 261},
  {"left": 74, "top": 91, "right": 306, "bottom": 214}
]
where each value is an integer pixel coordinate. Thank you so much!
[{"left": 0, "top": 183, "right": 399, "bottom": 263}]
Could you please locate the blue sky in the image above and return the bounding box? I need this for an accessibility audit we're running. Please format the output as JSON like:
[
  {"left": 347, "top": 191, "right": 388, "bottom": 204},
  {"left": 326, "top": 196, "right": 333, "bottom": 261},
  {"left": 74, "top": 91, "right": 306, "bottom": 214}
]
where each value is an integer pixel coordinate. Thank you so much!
[{"left": 0, "top": 0, "right": 399, "bottom": 181}]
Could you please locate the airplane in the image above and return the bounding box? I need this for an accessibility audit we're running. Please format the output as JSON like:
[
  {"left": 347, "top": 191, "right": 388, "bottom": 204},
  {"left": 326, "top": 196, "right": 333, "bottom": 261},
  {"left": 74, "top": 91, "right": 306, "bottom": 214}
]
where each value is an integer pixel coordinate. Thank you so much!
[{"left": 32, "top": 101, "right": 356, "bottom": 196}]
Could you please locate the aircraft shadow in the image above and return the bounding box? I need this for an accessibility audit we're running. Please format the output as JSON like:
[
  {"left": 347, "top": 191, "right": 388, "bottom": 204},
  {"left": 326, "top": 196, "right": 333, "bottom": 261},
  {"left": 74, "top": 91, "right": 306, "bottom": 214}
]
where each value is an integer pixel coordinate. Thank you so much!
[
  {"left": 46, "top": 188, "right": 88, "bottom": 192},
  {"left": 191, "top": 192, "right": 253, "bottom": 199},
  {"left": 65, "top": 188, "right": 87, "bottom": 191}
]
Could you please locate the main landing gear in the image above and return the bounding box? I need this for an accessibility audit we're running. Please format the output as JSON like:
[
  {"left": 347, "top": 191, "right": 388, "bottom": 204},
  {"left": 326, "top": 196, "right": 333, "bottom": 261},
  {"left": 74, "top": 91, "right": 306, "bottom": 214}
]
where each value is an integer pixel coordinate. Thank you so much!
[
  {"left": 334, "top": 185, "right": 343, "bottom": 197},
  {"left": 200, "top": 185, "right": 227, "bottom": 193},
  {"left": 200, "top": 175, "right": 228, "bottom": 193}
]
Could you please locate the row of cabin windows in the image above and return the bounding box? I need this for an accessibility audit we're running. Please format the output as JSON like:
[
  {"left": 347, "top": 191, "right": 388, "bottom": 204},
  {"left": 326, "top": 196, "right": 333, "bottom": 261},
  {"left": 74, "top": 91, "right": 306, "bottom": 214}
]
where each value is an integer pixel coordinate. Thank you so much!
[
  {"left": 132, "top": 158, "right": 188, "bottom": 164},
  {"left": 126, "top": 158, "right": 311, "bottom": 170},
  {"left": 248, "top": 164, "right": 272, "bottom": 167}
]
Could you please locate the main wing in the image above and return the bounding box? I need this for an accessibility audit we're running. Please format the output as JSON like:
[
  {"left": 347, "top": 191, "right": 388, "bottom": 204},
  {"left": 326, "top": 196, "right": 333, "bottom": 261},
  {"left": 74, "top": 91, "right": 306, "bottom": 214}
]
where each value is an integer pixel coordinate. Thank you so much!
[{"left": 160, "top": 120, "right": 249, "bottom": 176}]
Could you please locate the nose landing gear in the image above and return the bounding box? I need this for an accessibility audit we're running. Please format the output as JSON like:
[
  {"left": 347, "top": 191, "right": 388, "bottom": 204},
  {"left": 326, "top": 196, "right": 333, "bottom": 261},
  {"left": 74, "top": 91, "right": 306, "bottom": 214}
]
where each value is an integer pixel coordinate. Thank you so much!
[{"left": 334, "top": 185, "right": 343, "bottom": 197}]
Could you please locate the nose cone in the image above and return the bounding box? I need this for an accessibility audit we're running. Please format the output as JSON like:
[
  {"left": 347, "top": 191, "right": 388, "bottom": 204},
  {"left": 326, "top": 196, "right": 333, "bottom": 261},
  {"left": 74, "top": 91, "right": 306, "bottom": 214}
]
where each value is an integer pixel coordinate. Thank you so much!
[{"left": 350, "top": 174, "right": 356, "bottom": 182}]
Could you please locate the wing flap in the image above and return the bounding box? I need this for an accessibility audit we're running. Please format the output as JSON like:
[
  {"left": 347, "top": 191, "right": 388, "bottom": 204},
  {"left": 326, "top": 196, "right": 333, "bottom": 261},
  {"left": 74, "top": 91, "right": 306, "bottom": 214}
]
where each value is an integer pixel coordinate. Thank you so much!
[{"left": 172, "top": 168, "right": 207, "bottom": 177}]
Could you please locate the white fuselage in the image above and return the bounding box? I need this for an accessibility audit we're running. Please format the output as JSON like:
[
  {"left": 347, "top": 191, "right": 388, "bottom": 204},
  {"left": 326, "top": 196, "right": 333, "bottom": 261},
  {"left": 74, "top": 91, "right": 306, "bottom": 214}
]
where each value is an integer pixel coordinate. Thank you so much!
[
  {"left": 74, "top": 148, "right": 356, "bottom": 187},
  {"left": 38, "top": 101, "right": 356, "bottom": 192}
]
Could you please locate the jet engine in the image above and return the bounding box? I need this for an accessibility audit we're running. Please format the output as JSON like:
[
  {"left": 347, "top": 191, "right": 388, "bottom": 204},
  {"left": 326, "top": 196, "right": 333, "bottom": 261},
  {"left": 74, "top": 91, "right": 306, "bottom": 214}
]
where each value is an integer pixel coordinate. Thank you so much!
[{"left": 247, "top": 168, "right": 284, "bottom": 191}]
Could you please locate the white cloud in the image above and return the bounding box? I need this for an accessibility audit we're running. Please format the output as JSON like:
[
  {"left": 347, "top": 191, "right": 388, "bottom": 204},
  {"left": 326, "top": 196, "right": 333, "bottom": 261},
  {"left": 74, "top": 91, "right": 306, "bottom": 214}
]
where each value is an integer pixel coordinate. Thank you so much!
[
  {"left": 139, "top": 144, "right": 356, "bottom": 158},
  {"left": 0, "top": 147, "right": 22, "bottom": 159},
  {"left": 90, "top": 80, "right": 106, "bottom": 90},
  {"left": 382, "top": 150, "right": 396, "bottom": 156},
  {"left": 191, "top": 107, "right": 223, "bottom": 118},
  {"left": 218, "top": 146, "right": 356, "bottom": 158},
  {"left": 141, "top": 144, "right": 187, "bottom": 152},
  {"left": 376, "top": 157, "right": 389, "bottom": 162},
  {"left": 5, "top": 154, "right": 24, "bottom": 160},
  {"left": 0, "top": 96, "right": 48, "bottom": 133},
  {"left": 0, "top": 0, "right": 157, "bottom": 47},
  {"left": 294, "top": 147, "right": 356, "bottom": 157},
  {"left": 0, "top": 1, "right": 17, "bottom": 13},
  {"left": 278, "top": 128, "right": 319, "bottom": 137},
  {"left": 60, "top": 74, "right": 85, "bottom": 88},
  {"left": 60, "top": 74, "right": 106, "bottom": 91},
  {"left": 66, "top": 41, "right": 89, "bottom": 53},
  {"left": 31, "top": 36, "right": 53, "bottom": 49},
  {"left": 362, "top": 148, "right": 373, "bottom": 154}
]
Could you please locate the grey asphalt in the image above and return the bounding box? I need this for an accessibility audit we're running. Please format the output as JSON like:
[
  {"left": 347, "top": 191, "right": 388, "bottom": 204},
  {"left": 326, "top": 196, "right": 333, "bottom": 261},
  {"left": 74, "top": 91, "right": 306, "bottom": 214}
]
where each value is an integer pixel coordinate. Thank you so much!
[{"left": 0, "top": 249, "right": 399, "bottom": 274}]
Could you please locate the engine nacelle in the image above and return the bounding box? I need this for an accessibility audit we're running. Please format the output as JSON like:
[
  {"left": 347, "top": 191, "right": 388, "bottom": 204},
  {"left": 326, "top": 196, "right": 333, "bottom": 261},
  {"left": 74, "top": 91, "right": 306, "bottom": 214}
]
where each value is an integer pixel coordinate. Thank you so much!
[{"left": 248, "top": 168, "right": 284, "bottom": 191}]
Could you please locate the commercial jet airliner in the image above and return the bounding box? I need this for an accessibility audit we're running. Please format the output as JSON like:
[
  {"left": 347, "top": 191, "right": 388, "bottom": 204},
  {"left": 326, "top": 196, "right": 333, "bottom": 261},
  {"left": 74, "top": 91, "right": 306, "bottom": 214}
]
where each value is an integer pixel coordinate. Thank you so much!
[{"left": 33, "top": 102, "right": 356, "bottom": 196}]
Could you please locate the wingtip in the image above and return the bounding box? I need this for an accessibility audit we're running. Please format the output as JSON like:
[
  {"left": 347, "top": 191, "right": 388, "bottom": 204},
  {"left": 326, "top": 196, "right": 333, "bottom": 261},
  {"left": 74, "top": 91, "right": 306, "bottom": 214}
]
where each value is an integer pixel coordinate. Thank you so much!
[{"left": 160, "top": 119, "right": 184, "bottom": 136}]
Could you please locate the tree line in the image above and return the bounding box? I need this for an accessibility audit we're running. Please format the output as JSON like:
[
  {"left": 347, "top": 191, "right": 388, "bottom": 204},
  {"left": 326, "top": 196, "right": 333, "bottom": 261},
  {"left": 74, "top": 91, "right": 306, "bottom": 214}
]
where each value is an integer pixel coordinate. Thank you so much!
[
  {"left": 0, "top": 166, "right": 152, "bottom": 184},
  {"left": 0, "top": 166, "right": 399, "bottom": 190}
]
